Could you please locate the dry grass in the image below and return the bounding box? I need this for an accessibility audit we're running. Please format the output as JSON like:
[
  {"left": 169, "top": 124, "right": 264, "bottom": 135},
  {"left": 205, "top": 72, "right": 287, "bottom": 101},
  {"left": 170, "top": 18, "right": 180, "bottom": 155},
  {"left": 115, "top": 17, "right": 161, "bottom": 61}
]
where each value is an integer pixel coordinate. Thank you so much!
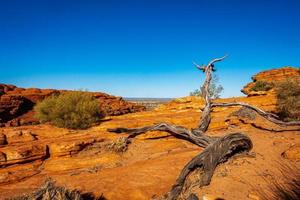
[
  {"left": 9, "top": 179, "right": 105, "bottom": 200},
  {"left": 107, "top": 136, "right": 129, "bottom": 153},
  {"left": 257, "top": 164, "right": 300, "bottom": 200}
]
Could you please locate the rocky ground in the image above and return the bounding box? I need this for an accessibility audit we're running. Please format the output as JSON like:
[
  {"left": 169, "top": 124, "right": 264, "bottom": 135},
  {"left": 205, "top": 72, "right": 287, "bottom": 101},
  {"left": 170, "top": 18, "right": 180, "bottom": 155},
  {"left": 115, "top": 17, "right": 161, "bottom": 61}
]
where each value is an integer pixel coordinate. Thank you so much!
[{"left": 0, "top": 67, "right": 299, "bottom": 200}]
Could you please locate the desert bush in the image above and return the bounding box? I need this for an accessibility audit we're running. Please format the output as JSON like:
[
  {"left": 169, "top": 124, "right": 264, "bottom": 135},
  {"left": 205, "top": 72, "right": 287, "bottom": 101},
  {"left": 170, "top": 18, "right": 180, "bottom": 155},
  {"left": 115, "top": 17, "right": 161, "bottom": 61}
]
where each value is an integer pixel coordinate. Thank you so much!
[
  {"left": 250, "top": 81, "right": 274, "bottom": 92},
  {"left": 276, "top": 79, "right": 300, "bottom": 121},
  {"left": 10, "top": 179, "right": 105, "bottom": 200},
  {"left": 34, "top": 91, "right": 103, "bottom": 129},
  {"left": 107, "top": 136, "right": 129, "bottom": 153}
]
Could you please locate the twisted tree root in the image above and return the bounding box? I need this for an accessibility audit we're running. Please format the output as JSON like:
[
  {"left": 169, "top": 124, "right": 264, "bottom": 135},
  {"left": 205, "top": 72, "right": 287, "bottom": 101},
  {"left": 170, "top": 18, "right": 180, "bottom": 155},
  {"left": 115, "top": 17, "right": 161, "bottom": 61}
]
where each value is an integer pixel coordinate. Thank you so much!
[{"left": 166, "top": 133, "right": 252, "bottom": 200}]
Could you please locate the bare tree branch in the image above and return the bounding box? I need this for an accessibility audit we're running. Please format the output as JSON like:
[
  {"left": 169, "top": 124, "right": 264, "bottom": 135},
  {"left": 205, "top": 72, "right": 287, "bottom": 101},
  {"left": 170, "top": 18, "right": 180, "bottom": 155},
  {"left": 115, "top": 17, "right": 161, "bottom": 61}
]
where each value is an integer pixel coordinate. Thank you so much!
[
  {"left": 108, "top": 122, "right": 217, "bottom": 148},
  {"left": 212, "top": 102, "right": 300, "bottom": 126},
  {"left": 193, "top": 61, "right": 206, "bottom": 72}
]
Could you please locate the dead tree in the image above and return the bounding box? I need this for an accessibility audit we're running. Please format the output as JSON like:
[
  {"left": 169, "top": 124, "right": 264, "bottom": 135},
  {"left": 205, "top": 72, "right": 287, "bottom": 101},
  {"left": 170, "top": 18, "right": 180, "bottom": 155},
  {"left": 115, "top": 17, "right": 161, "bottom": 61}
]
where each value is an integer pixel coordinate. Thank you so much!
[{"left": 108, "top": 55, "right": 300, "bottom": 200}]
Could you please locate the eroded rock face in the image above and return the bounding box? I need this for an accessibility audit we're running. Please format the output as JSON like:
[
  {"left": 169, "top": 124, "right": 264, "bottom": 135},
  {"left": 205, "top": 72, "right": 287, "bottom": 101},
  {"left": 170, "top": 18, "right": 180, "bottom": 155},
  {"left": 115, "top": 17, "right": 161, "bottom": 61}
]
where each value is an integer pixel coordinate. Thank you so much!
[
  {"left": 0, "top": 144, "right": 47, "bottom": 167},
  {"left": 0, "top": 84, "right": 145, "bottom": 127},
  {"left": 93, "top": 92, "right": 145, "bottom": 116},
  {"left": 0, "top": 94, "right": 34, "bottom": 126},
  {"left": 0, "top": 94, "right": 299, "bottom": 200},
  {"left": 242, "top": 67, "right": 300, "bottom": 96}
]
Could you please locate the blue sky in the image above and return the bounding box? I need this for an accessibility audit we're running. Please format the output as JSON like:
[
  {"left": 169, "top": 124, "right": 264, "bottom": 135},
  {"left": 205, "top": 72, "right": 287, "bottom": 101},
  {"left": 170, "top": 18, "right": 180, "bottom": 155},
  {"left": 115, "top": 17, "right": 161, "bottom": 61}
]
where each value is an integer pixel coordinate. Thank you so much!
[{"left": 1, "top": 0, "right": 300, "bottom": 98}]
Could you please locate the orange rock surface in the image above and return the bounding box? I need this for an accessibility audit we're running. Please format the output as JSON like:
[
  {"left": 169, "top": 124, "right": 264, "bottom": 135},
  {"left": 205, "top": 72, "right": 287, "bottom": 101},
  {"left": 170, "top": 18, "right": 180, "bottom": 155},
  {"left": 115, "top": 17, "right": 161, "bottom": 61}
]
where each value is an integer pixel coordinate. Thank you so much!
[
  {"left": 242, "top": 67, "right": 300, "bottom": 96},
  {"left": 0, "top": 93, "right": 299, "bottom": 200}
]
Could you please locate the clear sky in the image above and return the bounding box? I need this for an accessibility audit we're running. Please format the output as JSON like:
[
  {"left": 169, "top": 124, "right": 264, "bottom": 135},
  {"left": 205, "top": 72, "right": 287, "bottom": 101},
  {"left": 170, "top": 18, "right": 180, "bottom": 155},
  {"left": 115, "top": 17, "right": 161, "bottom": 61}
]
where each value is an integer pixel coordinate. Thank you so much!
[{"left": 1, "top": 0, "right": 300, "bottom": 98}]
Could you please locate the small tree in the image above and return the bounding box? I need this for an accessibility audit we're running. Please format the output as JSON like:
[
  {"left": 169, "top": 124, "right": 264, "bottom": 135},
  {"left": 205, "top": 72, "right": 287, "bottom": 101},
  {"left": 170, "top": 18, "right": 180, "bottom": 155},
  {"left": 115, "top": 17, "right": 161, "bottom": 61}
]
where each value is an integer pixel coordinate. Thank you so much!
[
  {"left": 34, "top": 91, "right": 103, "bottom": 129},
  {"left": 190, "top": 74, "right": 223, "bottom": 99}
]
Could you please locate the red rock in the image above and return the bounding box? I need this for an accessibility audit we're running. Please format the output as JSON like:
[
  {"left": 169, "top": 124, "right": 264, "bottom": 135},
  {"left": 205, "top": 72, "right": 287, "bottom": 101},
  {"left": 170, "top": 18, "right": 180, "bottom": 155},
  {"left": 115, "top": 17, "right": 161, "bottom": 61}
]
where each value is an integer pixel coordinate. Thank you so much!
[
  {"left": 0, "top": 144, "right": 47, "bottom": 167},
  {"left": 242, "top": 67, "right": 300, "bottom": 96},
  {"left": 0, "top": 94, "right": 34, "bottom": 125},
  {"left": 0, "top": 160, "right": 43, "bottom": 185},
  {"left": 5, "top": 130, "right": 37, "bottom": 144},
  {"left": 0, "top": 84, "right": 16, "bottom": 94},
  {"left": 0, "top": 84, "right": 145, "bottom": 127}
]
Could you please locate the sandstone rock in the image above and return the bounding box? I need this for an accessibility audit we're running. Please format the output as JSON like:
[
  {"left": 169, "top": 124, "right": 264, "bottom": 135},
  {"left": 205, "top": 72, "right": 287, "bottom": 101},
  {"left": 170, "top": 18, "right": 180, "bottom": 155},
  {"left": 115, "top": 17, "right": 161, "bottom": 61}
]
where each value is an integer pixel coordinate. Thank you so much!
[
  {"left": 0, "top": 160, "right": 43, "bottom": 185},
  {"left": 5, "top": 131, "right": 37, "bottom": 144},
  {"left": 247, "top": 91, "right": 268, "bottom": 97},
  {"left": 0, "top": 144, "right": 47, "bottom": 167},
  {"left": 0, "top": 84, "right": 16, "bottom": 94},
  {"left": 94, "top": 92, "right": 145, "bottom": 116},
  {"left": 282, "top": 144, "right": 300, "bottom": 160},
  {"left": 48, "top": 138, "right": 103, "bottom": 157},
  {"left": 242, "top": 67, "right": 300, "bottom": 96},
  {"left": 0, "top": 84, "right": 145, "bottom": 127},
  {"left": 0, "top": 94, "right": 34, "bottom": 124}
]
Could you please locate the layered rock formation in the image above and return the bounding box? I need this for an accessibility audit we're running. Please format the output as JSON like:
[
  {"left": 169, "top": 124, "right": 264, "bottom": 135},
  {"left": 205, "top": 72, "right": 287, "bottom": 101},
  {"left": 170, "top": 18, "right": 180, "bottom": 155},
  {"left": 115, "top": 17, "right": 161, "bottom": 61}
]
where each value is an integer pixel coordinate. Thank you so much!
[
  {"left": 0, "top": 92, "right": 299, "bottom": 200},
  {"left": 0, "top": 67, "right": 299, "bottom": 200},
  {"left": 242, "top": 67, "right": 300, "bottom": 96},
  {"left": 0, "top": 84, "right": 145, "bottom": 127}
]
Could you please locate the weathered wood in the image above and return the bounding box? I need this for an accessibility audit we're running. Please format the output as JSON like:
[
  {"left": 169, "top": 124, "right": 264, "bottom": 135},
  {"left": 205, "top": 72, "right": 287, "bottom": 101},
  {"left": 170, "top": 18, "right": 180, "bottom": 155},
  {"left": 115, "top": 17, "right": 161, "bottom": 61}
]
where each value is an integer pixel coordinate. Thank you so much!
[
  {"left": 167, "top": 133, "right": 252, "bottom": 200},
  {"left": 194, "top": 55, "right": 227, "bottom": 133},
  {"left": 108, "top": 122, "right": 217, "bottom": 148},
  {"left": 212, "top": 102, "right": 300, "bottom": 126}
]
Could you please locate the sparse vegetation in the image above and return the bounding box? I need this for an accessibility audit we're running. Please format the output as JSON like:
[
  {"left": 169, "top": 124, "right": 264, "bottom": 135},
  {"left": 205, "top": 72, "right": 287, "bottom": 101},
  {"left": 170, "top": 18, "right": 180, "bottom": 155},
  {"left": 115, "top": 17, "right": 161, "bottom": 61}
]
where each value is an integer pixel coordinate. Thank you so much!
[
  {"left": 34, "top": 91, "right": 103, "bottom": 129},
  {"left": 250, "top": 81, "right": 274, "bottom": 92},
  {"left": 276, "top": 79, "right": 300, "bottom": 121},
  {"left": 107, "top": 136, "right": 129, "bottom": 153},
  {"left": 9, "top": 179, "right": 105, "bottom": 200},
  {"left": 190, "top": 74, "right": 223, "bottom": 99},
  {"left": 257, "top": 164, "right": 300, "bottom": 200}
]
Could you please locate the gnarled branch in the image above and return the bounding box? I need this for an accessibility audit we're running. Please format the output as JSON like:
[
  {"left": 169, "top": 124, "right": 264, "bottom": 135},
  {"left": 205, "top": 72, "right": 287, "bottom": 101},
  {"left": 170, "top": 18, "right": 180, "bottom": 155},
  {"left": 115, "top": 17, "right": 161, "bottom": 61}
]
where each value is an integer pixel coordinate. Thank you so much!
[
  {"left": 212, "top": 102, "right": 300, "bottom": 126},
  {"left": 108, "top": 122, "right": 217, "bottom": 148},
  {"left": 167, "top": 133, "right": 252, "bottom": 200}
]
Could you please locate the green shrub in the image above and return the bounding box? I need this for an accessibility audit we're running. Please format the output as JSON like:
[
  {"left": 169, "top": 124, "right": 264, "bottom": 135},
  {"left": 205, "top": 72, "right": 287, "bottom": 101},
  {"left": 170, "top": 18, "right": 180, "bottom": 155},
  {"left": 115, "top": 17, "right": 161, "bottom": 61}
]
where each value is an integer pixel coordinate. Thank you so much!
[
  {"left": 250, "top": 81, "right": 274, "bottom": 92},
  {"left": 34, "top": 91, "right": 103, "bottom": 129},
  {"left": 276, "top": 79, "right": 300, "bottom": 121},
  {"left": 190, "top": 74, "right": 223, "bottom": 99}
]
